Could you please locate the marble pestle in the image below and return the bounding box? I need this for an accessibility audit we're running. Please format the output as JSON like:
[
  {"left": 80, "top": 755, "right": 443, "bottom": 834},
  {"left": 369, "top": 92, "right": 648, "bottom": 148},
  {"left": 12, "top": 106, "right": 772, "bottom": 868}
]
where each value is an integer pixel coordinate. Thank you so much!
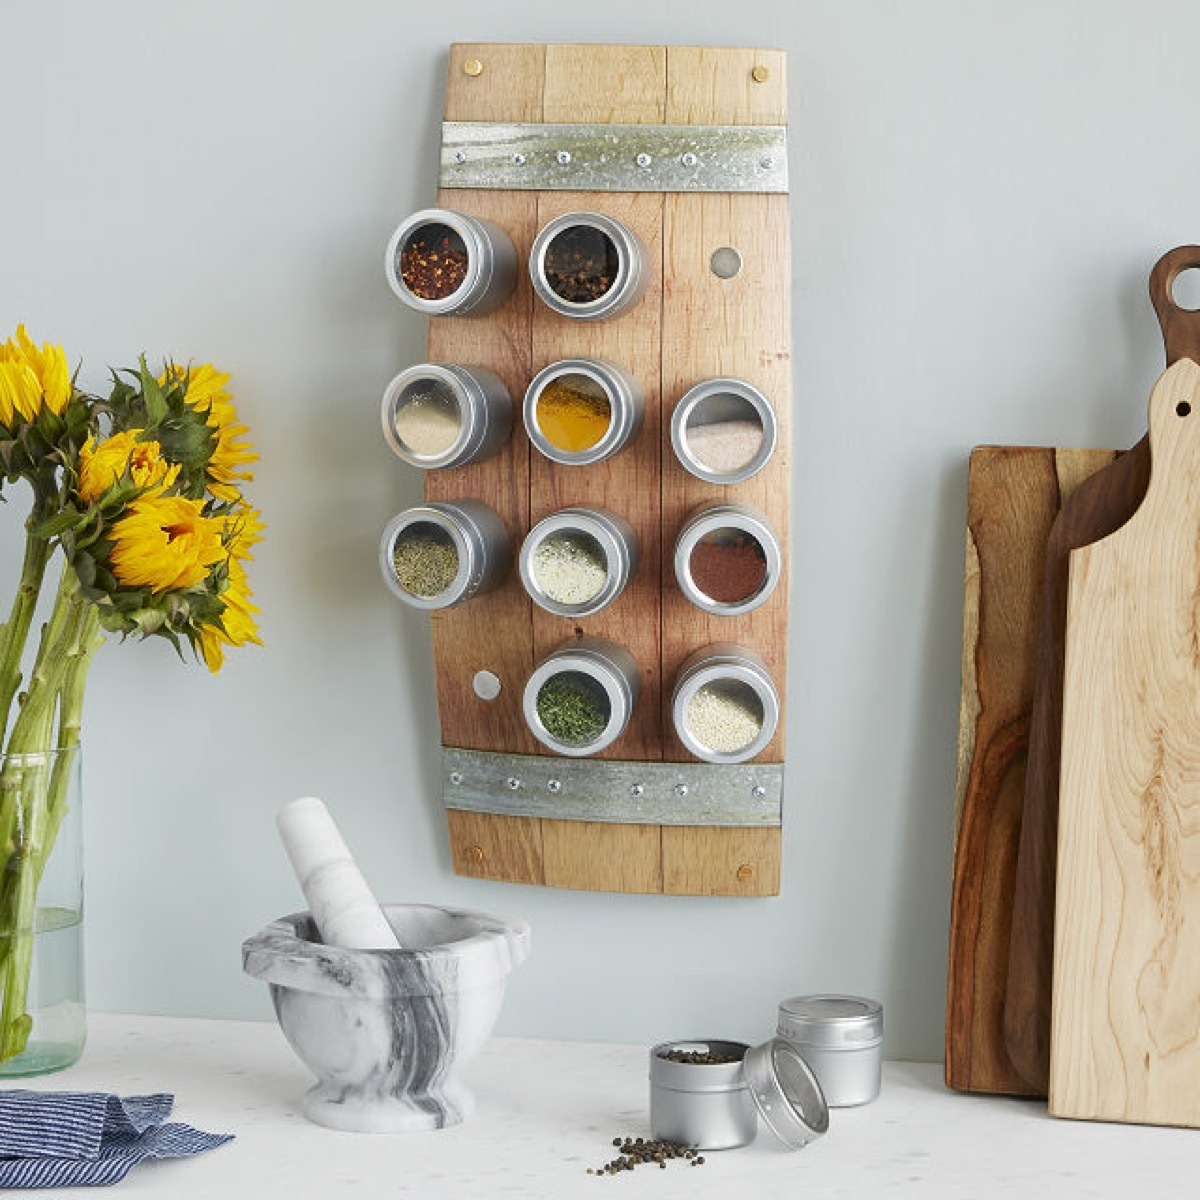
[{"left": 276, "top": 796, "right": 401, "bottom": 950}]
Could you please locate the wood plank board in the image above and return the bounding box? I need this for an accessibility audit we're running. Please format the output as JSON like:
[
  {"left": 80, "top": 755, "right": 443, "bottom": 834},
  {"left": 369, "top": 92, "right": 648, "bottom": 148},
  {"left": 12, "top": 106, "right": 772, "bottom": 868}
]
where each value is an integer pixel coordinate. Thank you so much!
[
  {"left": 1052, "top": 358, "right": 1200, "bottom": 1127},
  {"left": 946, "top": 445, "right": 1117, "bottom": 1095},
  {"left": 422, "top": 43, "right": 789, "bottom": 894}
]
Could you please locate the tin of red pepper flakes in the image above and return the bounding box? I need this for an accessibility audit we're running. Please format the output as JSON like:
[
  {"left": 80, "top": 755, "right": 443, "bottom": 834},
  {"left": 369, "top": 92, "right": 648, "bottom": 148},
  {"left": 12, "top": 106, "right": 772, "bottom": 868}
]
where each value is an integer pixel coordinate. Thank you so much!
[{"left": 399, "top": 223, "right": 470, "bottom": 300}]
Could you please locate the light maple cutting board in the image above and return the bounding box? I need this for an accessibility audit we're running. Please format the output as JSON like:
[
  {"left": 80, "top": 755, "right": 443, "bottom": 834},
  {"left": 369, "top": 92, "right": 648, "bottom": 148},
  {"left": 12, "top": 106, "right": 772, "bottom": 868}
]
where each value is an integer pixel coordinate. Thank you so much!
[
  {"left": 1051, "top": 356, "right": 1200, "bottom": 1126},
  {"left": 1005, "top": 246, "right": 1200, "bottom": 1094},
  {"left": 946, "top": 444, "right": 1116, "bottom": 1095}
]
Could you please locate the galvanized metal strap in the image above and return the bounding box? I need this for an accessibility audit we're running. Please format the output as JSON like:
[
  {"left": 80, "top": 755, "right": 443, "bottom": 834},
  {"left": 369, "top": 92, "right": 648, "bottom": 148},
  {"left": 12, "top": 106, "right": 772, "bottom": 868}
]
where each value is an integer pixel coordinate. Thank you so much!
[
  {"left": 442, "top": 747, "right": 783, "bottom": 826},
  {"left": 439, "top": 122, "right": 789, "bottom": 193}
]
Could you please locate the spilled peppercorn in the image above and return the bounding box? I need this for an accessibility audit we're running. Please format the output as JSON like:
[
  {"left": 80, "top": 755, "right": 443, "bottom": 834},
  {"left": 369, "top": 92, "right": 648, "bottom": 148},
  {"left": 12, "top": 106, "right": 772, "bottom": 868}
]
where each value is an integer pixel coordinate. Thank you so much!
[{"left": 586, "top": 1136, "right": 706, "bottom": 1176}]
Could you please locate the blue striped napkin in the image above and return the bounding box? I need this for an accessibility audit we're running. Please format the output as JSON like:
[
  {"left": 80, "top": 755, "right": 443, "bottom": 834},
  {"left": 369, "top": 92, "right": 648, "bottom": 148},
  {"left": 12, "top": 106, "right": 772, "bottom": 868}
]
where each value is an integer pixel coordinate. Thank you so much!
[{"left": 0, "top": 1091, "right": 232, "bottom": 1188}]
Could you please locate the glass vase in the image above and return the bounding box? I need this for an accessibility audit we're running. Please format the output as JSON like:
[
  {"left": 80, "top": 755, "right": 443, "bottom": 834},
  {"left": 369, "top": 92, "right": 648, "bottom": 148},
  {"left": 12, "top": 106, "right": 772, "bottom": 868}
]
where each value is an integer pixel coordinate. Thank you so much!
[{"left": 0, "top": 745, "right": 85, "bottom": 1076}]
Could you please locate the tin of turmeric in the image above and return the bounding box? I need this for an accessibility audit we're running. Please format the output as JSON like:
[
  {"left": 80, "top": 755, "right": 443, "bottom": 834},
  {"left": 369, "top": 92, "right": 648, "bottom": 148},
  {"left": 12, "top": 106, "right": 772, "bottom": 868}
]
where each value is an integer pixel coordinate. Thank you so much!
[{"left": 535, "top": 376, "right": 612, "bottom": 452}]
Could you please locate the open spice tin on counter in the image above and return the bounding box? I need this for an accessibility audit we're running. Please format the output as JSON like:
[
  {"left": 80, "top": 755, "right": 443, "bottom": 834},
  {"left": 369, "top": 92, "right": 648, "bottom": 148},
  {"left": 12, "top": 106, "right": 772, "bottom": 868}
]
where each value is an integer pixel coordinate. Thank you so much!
[
  {"left": 522, "top": 636, "right": 639, "bottom": 757},
  {"left": 523, "top": 358, "right": 643, "bottom": 466},
  {"left": 670, "top": 378, "right": 777, "bottom": 485},
  {"left": 650, "top": 1039, "right": 829, "bottom": 1152},
  {"left": 380, "top": 363, "right": 512, "bottom": 470},
  {"left": 380, "top": 501, "right": 510, "bottom": 611},
  {"left": 674, "top": 503, "right": 782, "bottom": 615},
  {"left": 385, "top": 208, "right": 517, "bottom": 317},
  {"left": 776, "top": 995, "right": 884, "bottom": 1107},
  {"left": 519, "top": 507, "right": 637, "bottom": 617},
  {"left": 529, "top": 211, "right": 648, "bottom": 321},
  {"left": 672, "top": 644, "right": 779, "bottom": 764}
]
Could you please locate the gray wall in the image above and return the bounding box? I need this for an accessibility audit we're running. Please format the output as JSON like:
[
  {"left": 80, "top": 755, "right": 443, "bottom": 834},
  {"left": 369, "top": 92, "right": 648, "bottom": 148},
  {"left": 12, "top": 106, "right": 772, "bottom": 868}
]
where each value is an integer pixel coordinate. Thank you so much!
[{"left": 3, "top": 0, "right": 1195, "bottom": 1061}]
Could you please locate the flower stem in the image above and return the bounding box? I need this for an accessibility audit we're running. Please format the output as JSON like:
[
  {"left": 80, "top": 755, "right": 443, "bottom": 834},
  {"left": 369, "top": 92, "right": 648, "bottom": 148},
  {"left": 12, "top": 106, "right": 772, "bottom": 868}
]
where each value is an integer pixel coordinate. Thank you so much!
[
  {"left": 0, "top": 561, "right": 97, "bottom": 1063},
  {"left": 0, "top": 525, "right": 52, "bottom": 750}
]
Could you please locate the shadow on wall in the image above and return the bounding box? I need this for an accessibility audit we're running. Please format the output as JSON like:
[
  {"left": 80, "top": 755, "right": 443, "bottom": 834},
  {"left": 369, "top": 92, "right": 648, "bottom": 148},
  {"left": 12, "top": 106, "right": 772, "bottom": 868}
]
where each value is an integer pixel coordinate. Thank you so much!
[{"left": 882, "top": 456, "right": 968, "bottom": 1060}]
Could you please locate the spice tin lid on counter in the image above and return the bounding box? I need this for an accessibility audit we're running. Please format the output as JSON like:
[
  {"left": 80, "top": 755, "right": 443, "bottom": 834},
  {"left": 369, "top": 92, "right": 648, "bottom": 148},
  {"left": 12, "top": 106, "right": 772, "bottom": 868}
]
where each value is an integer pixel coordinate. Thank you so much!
[
  {"left": 381, "top": 363, "right": 512, "bottom": 470},
  {"left": 519, "top": 507, "right": 637, "bottom": 618},
  {"left": 379, "top": 501, "right": 510, "bottom": 611},
  {"left": 671, "top": 644, "right": 779, "bottom": 764},
  {"left": 522, "top": 636, "right": 640, "bottom": 757},
  {"left": 674, "top": 503, "right": 782, "bottom": 616},
  {"left": 385, "top": 208, "right": 517, "bottom": 317},
  {"left": 523, "top": 358, "right": 643, "bottom": 466},
  {"left": 529, "top": 211, "right": 648, "bottom": 321},
  {"left": 742, "top": 1038, "right": 830, "bottom": 1150},
  {"left": 670, "top": 377, "right": 778, "bottom": 485}
]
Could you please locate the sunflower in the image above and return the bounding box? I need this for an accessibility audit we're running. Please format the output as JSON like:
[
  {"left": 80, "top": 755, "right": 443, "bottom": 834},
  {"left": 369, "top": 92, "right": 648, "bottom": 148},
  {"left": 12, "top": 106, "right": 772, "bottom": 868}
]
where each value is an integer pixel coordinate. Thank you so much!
[
  {"left": 75, "top": 430, "right": 180, "bottom": 505},
  {"left": 198, "top": 557, "right": 262, "bottom": 673},
  {"left": 108, "top": 494, "right": 226, "bottom": 592},
  {"left": 162, "top": 364, "right": 257, "bottom": 503},
  {"left": 0, "top": 325, "right": 70, "bottom": 421}
]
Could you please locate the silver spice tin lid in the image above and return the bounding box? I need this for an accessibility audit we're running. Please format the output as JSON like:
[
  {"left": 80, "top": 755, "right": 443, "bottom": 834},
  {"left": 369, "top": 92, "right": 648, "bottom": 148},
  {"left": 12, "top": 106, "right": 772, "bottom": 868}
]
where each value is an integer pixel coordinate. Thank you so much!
[
  {"left": 385, "top": 208, "right": 517, "bottom": 317},
  {"left": 523, "top": 357, "right": 643, "bottom": 467},
  {"left": 519, "top": 507, "right": 637, "bottom": 618},
  {"left": 379, "top": 501, "right": 510, "bottom": 611},
  {"left": 670, "top": 377, "right": 778, "bottom": 485},
  {"left": 671, "top": 643, "right": 779, "bottom": 764},
  {"left": 381, "top": 363, "right": 512, "bottom": 471},
  {"left": 529, "top": 211, "right": 648, "bottom": 322},
  {"left": 742, "top": 1038, "right": 830, "bottom": 1151},
  {"left": 522, "top": 636, "right": 639, "bottom": 757},
  {"left": 776, "top": 995, "right": 884, "bottom": 1049},
  {"left": 674, "top": 503, "right": 782, "bottom": 616}
]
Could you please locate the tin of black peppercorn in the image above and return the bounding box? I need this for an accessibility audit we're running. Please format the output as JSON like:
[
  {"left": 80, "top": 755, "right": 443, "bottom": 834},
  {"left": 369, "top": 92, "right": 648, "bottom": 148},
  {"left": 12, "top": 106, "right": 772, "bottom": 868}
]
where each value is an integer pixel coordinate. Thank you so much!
[
  {"left": 649, "top": 1037, "right": 828, "bottom": 1152},
  {"left": 385, "top": 208, "right": 516, "bottom": 317},
  {"left": 530, "top": 212, "right": 648, "bottom": 321}
]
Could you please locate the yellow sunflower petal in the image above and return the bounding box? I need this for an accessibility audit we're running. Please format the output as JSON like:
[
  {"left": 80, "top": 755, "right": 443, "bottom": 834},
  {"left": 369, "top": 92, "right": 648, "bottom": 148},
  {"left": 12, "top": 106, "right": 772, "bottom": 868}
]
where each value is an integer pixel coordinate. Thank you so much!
[
  {"left": 199, "top": 557, "right": 262, "bottom": 673},
  {"left": 75, "top": 430, "right": 180, "bottom": 504},
  {"left": 108, "top": 494, "right": 226, "bottom": 592}
]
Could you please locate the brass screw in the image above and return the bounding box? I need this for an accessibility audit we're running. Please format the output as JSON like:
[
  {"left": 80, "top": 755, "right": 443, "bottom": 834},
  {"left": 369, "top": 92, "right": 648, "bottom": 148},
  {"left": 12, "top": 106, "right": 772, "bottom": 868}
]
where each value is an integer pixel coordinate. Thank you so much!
[
  {"left": 463, "top": 58, "right": 484, "bottom": 77},
  {"left": 466, "top": 844, "right": 486, "bottom": 864},
  {"left": 736, "top": 863, "right": 755, "bottom": 883},
  {"left": 751, "top": 64, "right": 770, "bottom": 84}
]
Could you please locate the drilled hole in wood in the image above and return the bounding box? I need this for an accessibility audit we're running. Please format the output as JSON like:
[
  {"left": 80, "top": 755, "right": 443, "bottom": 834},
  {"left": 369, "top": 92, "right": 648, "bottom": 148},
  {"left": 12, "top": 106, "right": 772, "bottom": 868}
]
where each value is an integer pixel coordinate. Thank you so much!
[
  {"left": 736, "top": 863, "right": 756, "bottom": 882},
  {"left": 1177, "top": 401, "right": 1192, "bottom": 418},
  {"left": 1171, "top": 267, "right": 1200, "bottom": 311}
]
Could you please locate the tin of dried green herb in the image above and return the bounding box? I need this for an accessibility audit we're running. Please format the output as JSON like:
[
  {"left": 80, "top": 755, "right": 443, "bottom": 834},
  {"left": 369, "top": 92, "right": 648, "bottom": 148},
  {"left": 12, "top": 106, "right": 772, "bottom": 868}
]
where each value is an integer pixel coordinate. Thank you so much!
[
  {"left": 392, "top": 534, "right": 458, "bottom": 598},
  {"left": 536, "top": 674, "right": 608, "bottom": 744}
]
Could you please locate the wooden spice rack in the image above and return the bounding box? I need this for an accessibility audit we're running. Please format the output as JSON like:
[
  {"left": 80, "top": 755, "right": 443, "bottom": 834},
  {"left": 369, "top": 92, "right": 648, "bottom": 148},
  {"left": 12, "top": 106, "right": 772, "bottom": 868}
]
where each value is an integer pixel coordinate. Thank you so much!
[{"left": 402, "top": 43, "right": 791, "bottom": 895}]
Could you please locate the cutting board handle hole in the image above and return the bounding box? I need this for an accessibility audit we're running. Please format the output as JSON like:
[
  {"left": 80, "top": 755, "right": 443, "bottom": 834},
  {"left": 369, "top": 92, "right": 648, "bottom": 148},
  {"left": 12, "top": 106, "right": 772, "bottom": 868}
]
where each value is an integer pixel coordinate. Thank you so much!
[
  {"left": 1177, "top": 401, "right": 1192, "bottom": 418},
  {"left": 1170, "top": 266, "right": 1200, "bottom": 312}
]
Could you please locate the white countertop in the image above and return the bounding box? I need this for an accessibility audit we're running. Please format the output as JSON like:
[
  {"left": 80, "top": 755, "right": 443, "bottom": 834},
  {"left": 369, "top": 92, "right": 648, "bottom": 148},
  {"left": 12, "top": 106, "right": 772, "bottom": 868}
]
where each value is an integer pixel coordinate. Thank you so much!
[{"left": 9, "top": 1013, "right": 1196, "bottom": 1197}]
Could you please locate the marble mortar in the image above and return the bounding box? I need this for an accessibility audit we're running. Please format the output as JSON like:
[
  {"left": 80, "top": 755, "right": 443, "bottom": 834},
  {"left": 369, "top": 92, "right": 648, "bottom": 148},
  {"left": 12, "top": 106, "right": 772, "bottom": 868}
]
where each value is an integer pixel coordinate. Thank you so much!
[{"left": 242, "top": 903, "right": 531, "bottom": 1132}]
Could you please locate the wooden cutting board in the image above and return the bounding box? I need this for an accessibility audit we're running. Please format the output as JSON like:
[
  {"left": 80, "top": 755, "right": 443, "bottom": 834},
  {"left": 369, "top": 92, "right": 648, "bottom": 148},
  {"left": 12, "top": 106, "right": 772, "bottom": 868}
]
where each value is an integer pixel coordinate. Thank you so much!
[
  {"left": 945, "top": 444, "right": 1116, "bottom": 1095},
  {"left": 1051, "top": 356, "right": 1200, "bottom": 1126},
  {"left": 1005, "top": 246, "right": 1200, "bottom": 1094}
]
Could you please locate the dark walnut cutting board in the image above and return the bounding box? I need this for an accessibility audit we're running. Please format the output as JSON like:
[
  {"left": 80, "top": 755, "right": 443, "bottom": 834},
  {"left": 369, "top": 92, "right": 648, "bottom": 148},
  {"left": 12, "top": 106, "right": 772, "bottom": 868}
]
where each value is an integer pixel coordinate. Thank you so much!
[{"left": 945, "top": 444, "right": 1116, "bottom": 1095}]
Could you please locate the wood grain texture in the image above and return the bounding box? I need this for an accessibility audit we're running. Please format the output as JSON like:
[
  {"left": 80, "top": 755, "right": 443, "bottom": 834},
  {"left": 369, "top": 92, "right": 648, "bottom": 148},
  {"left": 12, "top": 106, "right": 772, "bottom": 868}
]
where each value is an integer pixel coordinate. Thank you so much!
[
  {"left": 1003, "top": 442, "right": 1143, "bottom": 1092},
  {"left": 447, "top": 809, "right": 544, "bottom": 884},
  {"left": 541, "top": 819, "right": 663, "bottom": 893},
  {"left": 543, "top": 45, "right": 666, "bottom": 123},
  {"left": 425, "top": 44, "right": 789, "bottom": 894},
  {"left": 1006, "top": 246, "right": 1200, "bottom": 1090},
  {"left": 665, "top": 47, "right": 787, "bottom": 125},
  {"left": 1052, "top": 358, "right": 1200, "bottom": 1126},
  {"left": 662, "top": 826, "right": 780, "bottom": 896},
  {"left": 445, "top": 44, "right": 547, "bottom": 123},
  {"left": 949, "top": 447, "right": 1057, "bottom": 1097}
]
